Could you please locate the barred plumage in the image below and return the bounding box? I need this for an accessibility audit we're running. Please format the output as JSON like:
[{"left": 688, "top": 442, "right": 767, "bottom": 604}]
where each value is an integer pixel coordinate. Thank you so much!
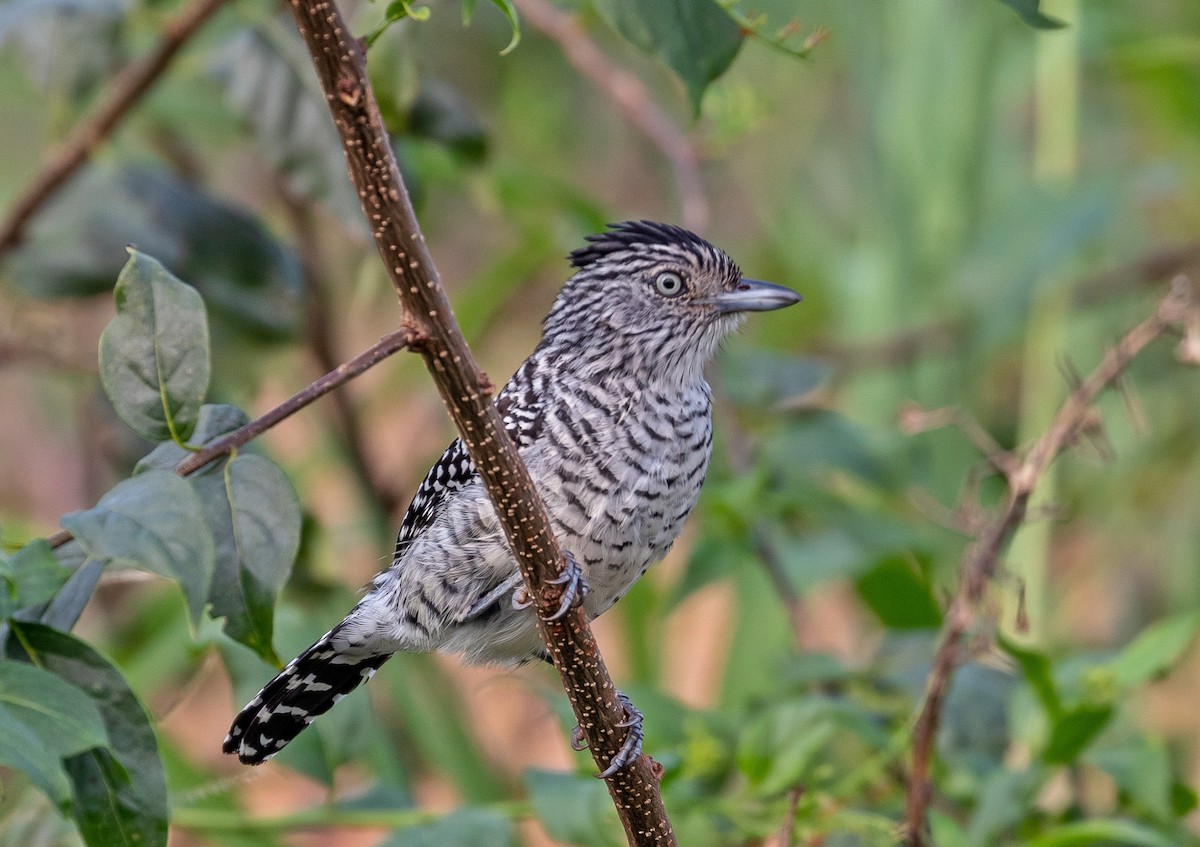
[{"left": 224, "top": 221, "right": 801, "bottom": 766}]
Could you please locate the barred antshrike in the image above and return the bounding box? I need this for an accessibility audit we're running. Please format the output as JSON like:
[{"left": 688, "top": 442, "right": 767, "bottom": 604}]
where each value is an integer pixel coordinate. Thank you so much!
[{"left": 225, "top": 221, "right": 801, "bottom": 775}]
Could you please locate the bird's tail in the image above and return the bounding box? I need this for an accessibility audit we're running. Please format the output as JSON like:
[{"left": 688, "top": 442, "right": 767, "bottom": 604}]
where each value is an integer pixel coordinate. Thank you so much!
[{"left": 223, "top": 627, "right": 390, "bottom": 765}]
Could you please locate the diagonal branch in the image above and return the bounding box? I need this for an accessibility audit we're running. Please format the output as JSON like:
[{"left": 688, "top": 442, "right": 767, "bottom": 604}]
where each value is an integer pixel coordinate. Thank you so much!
[
  {"left": 0, "top": 0, "right": 232, "bottom": 256},
  {"left": 284, "top": 1, "right": 675, "bottom": 844},
  {"left": 44, "top": 330, "right": 413, "bottom": 551},
  {"left": 902, "top": 278, "right": 1196, "bottom": 847}
]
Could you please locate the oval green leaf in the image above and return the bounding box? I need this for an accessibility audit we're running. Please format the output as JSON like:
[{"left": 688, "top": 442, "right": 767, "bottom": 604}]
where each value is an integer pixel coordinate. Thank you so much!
[
  {"left": 61, "top": 471, "right": 215, "bottom": 625},
  {"left": 0, "top": 660, "right": 108, "bottom": 761},
  {"left": 9, "top": 623, "right": 167, "bottom": 847},
  {"left": 99, "top": 250, "right": 210, "bottom": 444}
]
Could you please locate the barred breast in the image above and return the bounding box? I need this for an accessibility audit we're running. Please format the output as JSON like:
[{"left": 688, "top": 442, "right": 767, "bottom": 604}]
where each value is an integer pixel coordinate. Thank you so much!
[{"left": 533, "top": 372, "right": 714, "bottom": 614}]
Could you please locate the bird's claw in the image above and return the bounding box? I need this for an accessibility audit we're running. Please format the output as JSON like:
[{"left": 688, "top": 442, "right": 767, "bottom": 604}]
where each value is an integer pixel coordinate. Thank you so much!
[
  {"left": 545, "top": 551, "right": 589, "bottom": 621},
  {"left": 572, "top": 691, "right": 645, "bottom": 779}
]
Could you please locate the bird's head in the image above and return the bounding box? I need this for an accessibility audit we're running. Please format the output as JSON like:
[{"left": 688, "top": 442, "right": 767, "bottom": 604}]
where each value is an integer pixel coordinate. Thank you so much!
[{"left": 543, "top": 221, "right": 801, "bottom": 383}]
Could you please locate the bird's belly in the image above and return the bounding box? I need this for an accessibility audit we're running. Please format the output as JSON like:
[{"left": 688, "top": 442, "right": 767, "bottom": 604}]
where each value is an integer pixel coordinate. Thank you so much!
[{"left": 549, "top": 462, "right": 703, "bottom": 615}]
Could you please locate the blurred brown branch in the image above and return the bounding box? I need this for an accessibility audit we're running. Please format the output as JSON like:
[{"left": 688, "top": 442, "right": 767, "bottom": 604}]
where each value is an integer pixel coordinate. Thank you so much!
[
  {"left": 284, "top": 1, "right": 676, "bottom": 844},
  {"left": 901, "top": 276, "right": 1197, "bottom": 847},
  {"left": 44, "top": 330, "right": 413, "bottom": 550},
  {"left": 0, "top": 0, "right": 232, "bottom": 256},
  {"left": 514, "top": 0, "right": 709, "bottom": 232}
]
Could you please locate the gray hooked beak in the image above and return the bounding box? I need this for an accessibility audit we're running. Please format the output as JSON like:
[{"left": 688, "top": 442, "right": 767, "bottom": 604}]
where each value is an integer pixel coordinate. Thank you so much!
[{"left": 705, "top": 279, "right": 803, "bottom": 314}]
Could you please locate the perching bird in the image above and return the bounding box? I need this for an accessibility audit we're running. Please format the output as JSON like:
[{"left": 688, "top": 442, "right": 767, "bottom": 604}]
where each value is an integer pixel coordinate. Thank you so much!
[{"left": 224, "top": 221, "right": 801, "bottom": 773}]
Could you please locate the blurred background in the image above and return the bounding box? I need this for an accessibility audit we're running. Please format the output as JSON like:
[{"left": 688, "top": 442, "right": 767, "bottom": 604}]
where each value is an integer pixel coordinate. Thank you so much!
[{"left": 1, "top": 0, "right": 1199, "bottom": 844}]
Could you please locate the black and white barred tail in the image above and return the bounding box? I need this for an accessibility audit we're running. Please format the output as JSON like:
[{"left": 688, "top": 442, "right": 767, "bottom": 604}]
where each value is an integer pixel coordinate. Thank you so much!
[{"left": 223, "top": 627, "right": 389, "bottom": 764}]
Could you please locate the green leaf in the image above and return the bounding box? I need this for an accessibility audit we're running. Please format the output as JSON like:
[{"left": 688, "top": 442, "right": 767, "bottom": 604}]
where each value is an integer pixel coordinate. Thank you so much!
[
  {"left": 376, "top": 807, "right": 515, "bottom": 847},
  {"left": 460, "top": 0, "right": 522, "bottom": 50},
  {"left": 99, "top": 250, "right": 210, "bottom": 444},
  {"left": 736, "top": 696, "right": 887, "bottom": 796},
  {"left": 0, "top": 660, "right": 108, "bottom": 755},
  {"left": 0, "top": 701, "right": 73, "bottom": 806},
  {"left": 36, "top": 558, "right": 104, "bottom": 632},
  {"left": 1023, "top": 819, "right": 1179, "bottom": 847},
  {"left": 209, "top": 454, "right": 301, "bottom": 663},
  {"left": 8, "top": 624, "right": 167, "bottom": 847},
  {"left": 485, "top": 0, "right": 520, "bottom": 54},
  {"left": 61, "top": 471, "right": 215, "bottom": 625},
  {"left": 136, "top": 405, "right": 299, "bottom": 662},
  {"left": 134, "top": 403, "right": 250, "bottom": 474},
  {"left": 966, "top": 767, "right": 1042, "bottom": 844},
  {"left": 1043, "top": 703, "right": 1114, "bottom": 765},
  {"left": 1109, "top": 612, "right": 1200, "bottom": 689},
  {"left": 0, "top": 540, "right": 71, "bottom": 619},
  {"left": 994, "top": 0, "right": 1067, "bottom": 30},
  {"left": 854, "top": 555, "right": 942, "bottom": 629},
  {"left": 669, "top": 534, "right": 749, "bottom": 607},
  {"left": 1088, "top": 738, "right": 1173, "bottom": 821},
  {"left": 524, "top": 770, "right": 624, "bottom": 847},
  {"left": 7, "top": 166, "right": 304, "bottom": 340},
  {"left": 938, "top": 663, "right": 1015, "bottom": 776},
  {"left": 409, "top": 79, "right": 489, "bottom": 162},
  {"left": 591, "top": 0, "right": 743, "bottom": 114},
  {"left": 998, "top": 634, "right": 1063, "bottom": 719}
]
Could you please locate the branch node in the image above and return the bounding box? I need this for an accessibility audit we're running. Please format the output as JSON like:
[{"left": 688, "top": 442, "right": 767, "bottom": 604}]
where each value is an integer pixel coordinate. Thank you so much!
[
  {"left": 401, "top": 318, "right": 430, "bottom": 352},
  {"left": 336, "top": 75, "right": 362, "bottom": 107}
]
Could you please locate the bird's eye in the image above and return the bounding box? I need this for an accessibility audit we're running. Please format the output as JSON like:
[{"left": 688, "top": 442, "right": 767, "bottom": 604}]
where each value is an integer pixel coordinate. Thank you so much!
[{"left": 654, "top": 271, "right": 685, "bottom": 297}]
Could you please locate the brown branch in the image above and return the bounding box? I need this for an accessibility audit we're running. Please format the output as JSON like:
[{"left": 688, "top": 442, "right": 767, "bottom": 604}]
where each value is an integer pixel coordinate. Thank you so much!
[
  {"left": 902, "top": 278, "right": 1196, "bottom": 847},
  {"left": 45, "top": 330, "right": 412, "bottom": 550},
  {"left": 513, "top": 0, "right": 709, "bottom": 232},
  {"left": 0, "top": 0, "right": 231, "bottom": 256},
  {"left": 284, "top": 1, "right": 675, "bottom": 844}
]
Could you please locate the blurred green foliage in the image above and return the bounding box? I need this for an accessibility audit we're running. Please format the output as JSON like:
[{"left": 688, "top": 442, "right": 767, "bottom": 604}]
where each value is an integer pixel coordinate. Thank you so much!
[{"left": 1, "top": 0, "right": 1199, "bottom": 846}]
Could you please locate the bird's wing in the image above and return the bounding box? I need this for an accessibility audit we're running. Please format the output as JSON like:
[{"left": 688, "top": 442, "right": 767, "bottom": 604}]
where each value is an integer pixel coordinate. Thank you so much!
[{"left": 392, "top": 359, "right": 544, "bottom": 556}]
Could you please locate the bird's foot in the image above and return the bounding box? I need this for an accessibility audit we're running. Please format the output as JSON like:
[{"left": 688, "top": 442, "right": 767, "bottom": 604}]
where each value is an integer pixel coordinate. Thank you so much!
[
  {"left": 545, "top": 551, "right": 589, "bottom": 621},
  {"left": 572, "top": 690, "right": 645, "bottom": 779},
  {"left": 509, "top": 552, "right": 589, "bottom": 620}
]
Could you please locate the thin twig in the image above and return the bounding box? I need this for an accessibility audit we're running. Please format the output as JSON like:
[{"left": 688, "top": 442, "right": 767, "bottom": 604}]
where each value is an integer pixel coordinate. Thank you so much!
[
  {"left": 902, "top": 278, "right": 1195, "bottom": 846},
  {"left": 44, "top": 330, "right": 412, "bottom": 550},
  {"left": 0, "top": 0, "right": 232, "bottom": 256},
  {"left": 513, "top": 0, "right": 709, "bottom": 232},
  {"left": 284, "top": 1, "right": 676, "bottom": 843}
]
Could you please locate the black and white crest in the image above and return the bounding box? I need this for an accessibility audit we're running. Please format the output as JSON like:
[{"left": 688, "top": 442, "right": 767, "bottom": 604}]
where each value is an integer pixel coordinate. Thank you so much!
[{"left": 569, "top": 220, "right": 718, "bottom": 270}]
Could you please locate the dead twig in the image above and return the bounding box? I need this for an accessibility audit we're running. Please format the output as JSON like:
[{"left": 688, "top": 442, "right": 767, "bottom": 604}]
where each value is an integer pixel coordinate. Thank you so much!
[{"left": 902, "top": 277, "right": 1196, "bottom": 846}]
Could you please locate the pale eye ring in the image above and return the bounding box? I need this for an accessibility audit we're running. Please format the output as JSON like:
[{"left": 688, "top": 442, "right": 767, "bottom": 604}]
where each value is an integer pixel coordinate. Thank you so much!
[{"left": 654, "top": 271, "right": 685, "bottom": 297}]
